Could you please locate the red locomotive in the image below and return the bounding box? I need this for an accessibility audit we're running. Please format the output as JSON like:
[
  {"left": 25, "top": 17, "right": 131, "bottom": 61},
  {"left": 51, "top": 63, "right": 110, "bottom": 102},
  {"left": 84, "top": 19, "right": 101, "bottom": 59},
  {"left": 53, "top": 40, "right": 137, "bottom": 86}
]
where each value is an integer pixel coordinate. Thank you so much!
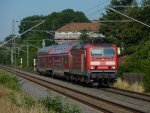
[{"left": 36, "top": 41, "right": 118, "bottom": 86}]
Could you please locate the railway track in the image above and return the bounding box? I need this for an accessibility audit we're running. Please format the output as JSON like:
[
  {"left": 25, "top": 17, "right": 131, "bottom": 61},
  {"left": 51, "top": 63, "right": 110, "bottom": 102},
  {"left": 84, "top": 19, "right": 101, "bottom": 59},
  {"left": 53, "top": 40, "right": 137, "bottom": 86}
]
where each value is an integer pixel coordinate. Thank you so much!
[
  {"left": 0, "top": 65, "right": 147, "bottom": 113},
  {"left": 99, "top": 87, "right": 150, "bottom": 103}
]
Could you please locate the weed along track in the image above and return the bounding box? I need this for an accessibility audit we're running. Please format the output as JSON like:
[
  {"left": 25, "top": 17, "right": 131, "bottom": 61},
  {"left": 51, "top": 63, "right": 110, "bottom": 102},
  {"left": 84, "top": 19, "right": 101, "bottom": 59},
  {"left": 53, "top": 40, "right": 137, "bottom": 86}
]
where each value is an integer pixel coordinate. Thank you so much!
[{"left": 0, "top": 65, "right": 148, "bottom": 113}]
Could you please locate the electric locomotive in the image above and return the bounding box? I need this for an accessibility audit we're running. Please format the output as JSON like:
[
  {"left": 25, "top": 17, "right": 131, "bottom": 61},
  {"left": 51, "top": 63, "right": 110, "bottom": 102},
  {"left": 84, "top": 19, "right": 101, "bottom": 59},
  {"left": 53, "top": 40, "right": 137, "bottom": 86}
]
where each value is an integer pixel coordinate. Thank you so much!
[{"left": 36, "top": 41, "right": 118, "bottom": 86}]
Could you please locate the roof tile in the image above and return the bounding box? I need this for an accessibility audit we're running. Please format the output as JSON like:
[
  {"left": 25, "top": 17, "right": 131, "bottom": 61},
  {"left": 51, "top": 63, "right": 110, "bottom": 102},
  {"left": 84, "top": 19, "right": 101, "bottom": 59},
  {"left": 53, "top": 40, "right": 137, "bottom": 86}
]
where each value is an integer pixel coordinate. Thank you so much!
[{"left": 57, "top": 22, "right": 100, "bottom": 32}]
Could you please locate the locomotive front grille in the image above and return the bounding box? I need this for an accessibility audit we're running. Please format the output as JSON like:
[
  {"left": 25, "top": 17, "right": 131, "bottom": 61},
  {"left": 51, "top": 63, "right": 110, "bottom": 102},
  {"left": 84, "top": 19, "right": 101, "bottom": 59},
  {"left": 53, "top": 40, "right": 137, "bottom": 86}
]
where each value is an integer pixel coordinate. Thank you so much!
[{"left": 90, "top": 71, "right": 116, "bottom": 79}]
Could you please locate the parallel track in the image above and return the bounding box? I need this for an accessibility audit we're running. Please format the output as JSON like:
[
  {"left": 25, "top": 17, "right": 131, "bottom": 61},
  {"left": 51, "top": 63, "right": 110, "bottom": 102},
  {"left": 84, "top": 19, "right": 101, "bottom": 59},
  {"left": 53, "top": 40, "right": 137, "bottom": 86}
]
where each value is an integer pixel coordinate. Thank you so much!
[
  {"left": 0, "top": 65, "right": 146, "bottom": 113},
  {"left": 99, "top": 87, "right": 150, "bottom": 103}
]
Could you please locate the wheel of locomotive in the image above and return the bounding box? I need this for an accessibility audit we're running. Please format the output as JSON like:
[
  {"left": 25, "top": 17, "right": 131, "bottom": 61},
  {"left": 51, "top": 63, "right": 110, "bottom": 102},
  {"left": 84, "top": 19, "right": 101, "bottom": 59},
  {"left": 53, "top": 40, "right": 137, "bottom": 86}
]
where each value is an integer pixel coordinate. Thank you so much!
[
  {"left": 51, "top": 72, "right": 55, "bottom": 78},
  {"left": 84, "top": 77, "right": 88, "bottom": 86},
  {"left": 48, "top": 71, "right": 53, "bottom": 77},
  {"left": 66, "top": 75, "right": 70, "bottom": 81},
  {"left": 37, "top": 69, "right": 41, "bottom": 75},
  {"left": 89, "top": 81, "right": 94, "bottom": 88},
  {"left": 106, "top": 80, "right": 113, "bottom": 88},
  {"left": 80, "top": 77, "right": 85, "bottom": 86},
  {"left": 83, "top": 77, "right": 93, "bottom": 87},
  {"left": 98, "top": 79, "right": 103, "bottom": 88},
  {"left": 98, "top": 82, "right": 102, "bottom": 88}
]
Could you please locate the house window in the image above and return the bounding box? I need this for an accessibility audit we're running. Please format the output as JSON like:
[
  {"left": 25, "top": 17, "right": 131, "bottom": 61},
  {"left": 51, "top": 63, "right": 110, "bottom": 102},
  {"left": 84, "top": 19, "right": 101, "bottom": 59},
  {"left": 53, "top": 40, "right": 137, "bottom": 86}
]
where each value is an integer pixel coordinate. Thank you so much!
[
  {"left": 72, "top": 33, "right": 77, "bottom": 37},
  {"left": 66, "top": 33, "right": 69, "bottom": 37}
]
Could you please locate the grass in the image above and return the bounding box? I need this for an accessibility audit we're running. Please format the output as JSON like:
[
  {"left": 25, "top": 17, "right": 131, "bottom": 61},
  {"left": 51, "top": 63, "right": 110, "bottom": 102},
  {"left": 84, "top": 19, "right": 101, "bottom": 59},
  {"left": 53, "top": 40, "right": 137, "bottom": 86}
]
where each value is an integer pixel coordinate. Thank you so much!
[
  {"left": 113, "top": 78, "right": 144, "bottom": 93},
  {"left": 0, "top": 86, "right": 81, "bottom": 113},
  {"left": 0, "top": 69, "right": 21, "bottom": 91},
  {"left": 0, "top": 69, "right": 81, "bottom": 113},
  {"left": 0, "top": 86, "right": 48, "bottom": 113}
]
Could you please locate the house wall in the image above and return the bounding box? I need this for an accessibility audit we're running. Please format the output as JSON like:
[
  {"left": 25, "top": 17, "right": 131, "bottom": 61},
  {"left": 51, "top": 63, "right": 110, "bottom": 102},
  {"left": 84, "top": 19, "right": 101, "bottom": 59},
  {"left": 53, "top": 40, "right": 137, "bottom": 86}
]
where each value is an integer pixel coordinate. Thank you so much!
[
  {"left": 54, "top": 31, "right": 104, "bottom": 44},
  {"left": 55, "top": 31, "right": 81, "bottom": 39}
]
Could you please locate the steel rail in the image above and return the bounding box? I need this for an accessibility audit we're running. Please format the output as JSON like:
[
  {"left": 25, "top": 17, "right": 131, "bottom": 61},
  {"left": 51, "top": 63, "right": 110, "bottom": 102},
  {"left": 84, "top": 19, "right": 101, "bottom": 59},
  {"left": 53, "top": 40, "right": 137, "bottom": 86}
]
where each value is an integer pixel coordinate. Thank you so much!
[
  {"left": 0, "top": 65, "right": 145, "bottom": 113},
  {"left": 98, "top": 87, "right": 150, "bottom": 103}
]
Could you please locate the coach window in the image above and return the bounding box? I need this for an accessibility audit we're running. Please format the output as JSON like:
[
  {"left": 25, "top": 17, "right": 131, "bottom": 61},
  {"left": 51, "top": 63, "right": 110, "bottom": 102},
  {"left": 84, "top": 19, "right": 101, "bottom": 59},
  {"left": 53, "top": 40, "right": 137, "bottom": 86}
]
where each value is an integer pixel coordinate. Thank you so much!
[
  {"left": 65, "top": 56, "right": 68, "bottom": 63},
  {"left": 50, "top": 59, "right": 53, "bottom": 64},
  {"left": 62, "top": 57, "right": 65, "bottom": 64}
]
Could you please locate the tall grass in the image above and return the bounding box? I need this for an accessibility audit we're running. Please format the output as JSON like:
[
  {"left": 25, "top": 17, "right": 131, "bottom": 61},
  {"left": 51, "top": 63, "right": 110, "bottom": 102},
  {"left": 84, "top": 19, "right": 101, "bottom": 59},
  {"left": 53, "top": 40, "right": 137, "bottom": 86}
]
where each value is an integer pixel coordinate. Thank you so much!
[
  {"left": 0, "top": 86, "right": 81, "bottom": 113},
  {"left": 0, "top": 87, "right": 48, "bottom": 113},
  {"left": 0, "top": 70, "right": 20, "bottom": 91},
  {"left": 113, "top": 78, "right": 144, "bottom": 93},
  {"left": 0, "top": 69, "right": 81, "bottom": 113}
]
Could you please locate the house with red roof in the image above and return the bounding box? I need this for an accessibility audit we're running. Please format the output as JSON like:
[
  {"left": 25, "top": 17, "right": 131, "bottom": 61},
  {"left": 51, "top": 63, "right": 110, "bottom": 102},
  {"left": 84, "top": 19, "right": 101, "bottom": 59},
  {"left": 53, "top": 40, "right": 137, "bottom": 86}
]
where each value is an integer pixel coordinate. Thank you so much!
[{"left": 54, "top": 22, "right": 104, "bottom": 44}]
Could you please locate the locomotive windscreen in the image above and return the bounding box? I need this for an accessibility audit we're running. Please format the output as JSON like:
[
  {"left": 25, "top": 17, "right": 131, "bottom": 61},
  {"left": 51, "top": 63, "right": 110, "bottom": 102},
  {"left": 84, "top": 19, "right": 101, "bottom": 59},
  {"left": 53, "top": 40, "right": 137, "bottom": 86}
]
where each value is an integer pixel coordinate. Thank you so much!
[{"left": 91, "top": 48, "right": 115, "bottom": 57}]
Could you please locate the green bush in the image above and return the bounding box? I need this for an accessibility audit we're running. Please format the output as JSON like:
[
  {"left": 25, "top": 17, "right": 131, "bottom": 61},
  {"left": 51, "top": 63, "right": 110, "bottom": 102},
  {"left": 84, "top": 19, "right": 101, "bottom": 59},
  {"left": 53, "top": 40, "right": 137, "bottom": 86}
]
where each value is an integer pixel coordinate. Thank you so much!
[
  {"left": 141, "top": 52, "right": 150, "bottom": 92},
  {"left": 23, "top": 95, "right": 36, "bottom": 107},
  {"left": 39, "top": 96, "right": 81, "bottom": 113},
  {"left": 0, "top": 70, "right": 20, "bottom": 91},
  {"left": 117, "top": 40, "right": 150, "bottom": 92},
  {"left": 142, "top": 73, "right": 150, "bottom": 92}
]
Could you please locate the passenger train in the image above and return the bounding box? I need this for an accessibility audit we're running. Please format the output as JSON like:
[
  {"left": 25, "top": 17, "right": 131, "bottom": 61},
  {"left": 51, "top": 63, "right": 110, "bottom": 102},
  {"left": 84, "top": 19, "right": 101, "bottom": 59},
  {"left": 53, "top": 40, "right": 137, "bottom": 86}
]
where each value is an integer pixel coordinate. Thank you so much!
[{"left": 36, "top": 41, "right": 119, "bottom": 86}]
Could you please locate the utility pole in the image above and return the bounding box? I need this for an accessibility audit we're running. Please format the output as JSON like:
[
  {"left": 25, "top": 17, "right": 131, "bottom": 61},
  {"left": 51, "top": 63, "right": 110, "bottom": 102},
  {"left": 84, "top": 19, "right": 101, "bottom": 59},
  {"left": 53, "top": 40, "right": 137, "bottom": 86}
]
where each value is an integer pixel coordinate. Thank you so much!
[
  {"left": 27, "top": 43, "right": 29, "bottom": 67},
  {"left": 12, "top": 19, "right": 16, "bottom": 67}
]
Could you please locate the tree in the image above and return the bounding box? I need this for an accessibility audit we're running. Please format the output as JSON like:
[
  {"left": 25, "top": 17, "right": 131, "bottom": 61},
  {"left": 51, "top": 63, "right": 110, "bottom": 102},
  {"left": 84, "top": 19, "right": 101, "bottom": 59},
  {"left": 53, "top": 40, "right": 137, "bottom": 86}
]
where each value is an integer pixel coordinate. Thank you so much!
[
  {"left": 79, "top": 29, "right": 90, "bottom": 42},
  {"left": 99, "top": 0, "right": 138, "bottom": 47},
  {"left": 19, "top": 9, "right": 89, "bottom": 39},
  {"left": 142, "top": 0, "right": 150, "bottom": 6}
]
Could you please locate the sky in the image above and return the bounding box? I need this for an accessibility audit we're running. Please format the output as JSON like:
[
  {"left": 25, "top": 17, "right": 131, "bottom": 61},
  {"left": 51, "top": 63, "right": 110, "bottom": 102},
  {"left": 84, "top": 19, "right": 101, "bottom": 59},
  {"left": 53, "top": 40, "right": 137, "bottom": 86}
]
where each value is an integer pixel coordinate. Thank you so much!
[{"left": 0, "top": 0, "right": 112, "bottom": 41}]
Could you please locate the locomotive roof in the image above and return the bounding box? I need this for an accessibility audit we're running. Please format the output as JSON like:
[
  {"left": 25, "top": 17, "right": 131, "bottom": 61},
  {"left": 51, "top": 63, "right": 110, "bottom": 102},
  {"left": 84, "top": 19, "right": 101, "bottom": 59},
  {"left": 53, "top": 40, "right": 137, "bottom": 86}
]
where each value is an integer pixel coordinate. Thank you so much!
[
  {"left": 38, "top": 41, "right": 116, "bottom": 55},
  {"left": 71, "top": 42, "right": 115, "bottom": 50},
  {"left": 38, "top": 42, "right": 79, "bottom": 55}
]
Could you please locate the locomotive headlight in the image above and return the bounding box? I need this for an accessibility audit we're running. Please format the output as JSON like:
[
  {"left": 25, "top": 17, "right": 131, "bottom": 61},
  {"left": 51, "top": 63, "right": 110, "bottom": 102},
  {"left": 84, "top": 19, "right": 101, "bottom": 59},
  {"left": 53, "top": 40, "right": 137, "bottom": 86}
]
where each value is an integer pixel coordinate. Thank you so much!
[
  {"left": 112, "top": 66, "right": 116, "bottom": 69},
  {"left": 118, "top": 47, "right": 121, "bottom": 55},
  {"left": 91, "top": 67, "right": 94, "bottom": 69}
]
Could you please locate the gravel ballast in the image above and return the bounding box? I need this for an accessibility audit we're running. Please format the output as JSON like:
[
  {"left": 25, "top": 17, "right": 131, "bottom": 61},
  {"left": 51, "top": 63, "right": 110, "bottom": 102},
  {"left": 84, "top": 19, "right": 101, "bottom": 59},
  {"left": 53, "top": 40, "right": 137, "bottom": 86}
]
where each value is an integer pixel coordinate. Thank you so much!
[
  {"left": 19, "top": 70, "right": 150, "bottom": 113},
  {"left": 18, "top": 77, "right": 102, "bottom": 113}
]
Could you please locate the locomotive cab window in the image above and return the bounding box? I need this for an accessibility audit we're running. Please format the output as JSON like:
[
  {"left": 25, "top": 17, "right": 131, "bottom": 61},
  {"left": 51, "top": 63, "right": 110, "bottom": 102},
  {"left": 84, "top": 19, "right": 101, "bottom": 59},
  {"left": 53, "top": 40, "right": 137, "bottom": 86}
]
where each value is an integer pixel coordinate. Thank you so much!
[
  {"left": 91, "top": 48, "right": 115, "bottom": 57},
  {"left": 91, "top": 48, "right": 102, "bottom": 57},
  {"left": 103, "top": 48, "right": 115, "bottom": 57}
]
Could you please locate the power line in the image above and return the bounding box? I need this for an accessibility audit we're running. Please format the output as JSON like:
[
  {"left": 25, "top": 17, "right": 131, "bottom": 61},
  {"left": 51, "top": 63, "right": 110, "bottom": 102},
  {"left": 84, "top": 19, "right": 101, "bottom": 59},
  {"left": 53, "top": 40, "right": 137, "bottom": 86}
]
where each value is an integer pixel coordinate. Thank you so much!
[
  {"left": 0, "top": 20, "right": 46, "bottom": 48},
  {"left": 19, "top": 20, "right": 45, "bottom": 36},
  {"left": 110, "top": 5, "right": 137, "bottom": 8},
  {"left": 97, "top": 20, "right": 134, "bottom": 23},
  {"left": 19, "top": 20, "right": 46, "bottom": 23},
  {"left": 110, "top": 5, "right": 150, "bottom": 8},
  {"left": 85, "top": 0, "right": 109, "bottom": 13},
  {"left": 87, "top": 7, "right": 106, "bottom": 17},
  {"left": 29, "top": 30, "right": 55, "bottom": 36},
  {"left": 107, "top": 7, "right": 150, "bottom": 28},
  {"left": 85, "top": 0, "right": 111, "bottom": 20}
]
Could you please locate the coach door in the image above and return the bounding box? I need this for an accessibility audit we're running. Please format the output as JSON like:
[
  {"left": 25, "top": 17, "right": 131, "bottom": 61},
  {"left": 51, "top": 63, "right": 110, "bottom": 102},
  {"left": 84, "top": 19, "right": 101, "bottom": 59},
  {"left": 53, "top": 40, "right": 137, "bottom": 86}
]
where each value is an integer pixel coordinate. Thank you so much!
[
  {"left": 62, "top": 57, "right": 64, "bottom": 70},
  {"left": 69, "top": 55, "right": 72, "bottom": 71},
  {"left": 81, "top": 54, "right": 84, "bottom": 73},
  {"left": 52, "top": 57, "right": 54, "bottom": 69}
]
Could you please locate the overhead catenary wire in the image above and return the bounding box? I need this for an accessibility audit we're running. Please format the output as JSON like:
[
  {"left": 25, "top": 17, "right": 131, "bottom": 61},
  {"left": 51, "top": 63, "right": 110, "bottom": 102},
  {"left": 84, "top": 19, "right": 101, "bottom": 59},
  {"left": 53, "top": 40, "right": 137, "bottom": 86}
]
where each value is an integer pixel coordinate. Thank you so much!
[
  {"left": 109, "top": 5, "right": 137, "bottom": 8},
  {"left": 85, "top": 0, "right": 111, "bottom": 20},
  {"left": 107, "top": 7, "right": 150, "bottom": 28},
  {"left": 0, "top": 20, "right": 46, "bottom": 48},
  {"left": 97, "top": 20, "right": 134, "bottom": 23},
  {"left": 84, "top": 0, "right": 110, "bottom": 13},
  {"left": 87, "top": 7, "right": 106, "bottom": 17},
  {"left": 110, "top": 5, "right": 150, "bottom": 8}
]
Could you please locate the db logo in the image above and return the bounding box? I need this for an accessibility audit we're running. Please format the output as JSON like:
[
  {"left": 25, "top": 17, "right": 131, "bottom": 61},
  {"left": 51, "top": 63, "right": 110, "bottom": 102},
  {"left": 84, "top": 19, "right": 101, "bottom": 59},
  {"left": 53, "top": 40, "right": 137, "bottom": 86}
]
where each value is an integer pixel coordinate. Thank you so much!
[{"left": 100, "top": 61, "right": 105, "bottom": 65}]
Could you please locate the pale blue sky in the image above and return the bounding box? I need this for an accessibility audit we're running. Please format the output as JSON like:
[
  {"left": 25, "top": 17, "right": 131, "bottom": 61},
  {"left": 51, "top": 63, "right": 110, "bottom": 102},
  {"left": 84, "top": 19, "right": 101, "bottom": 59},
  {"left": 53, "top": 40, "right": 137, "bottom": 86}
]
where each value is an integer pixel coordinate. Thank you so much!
[
  {"left": 0, "top": 0, "right": 141, "bottom": 41},
  {"left": 0, "top": 0, "right": 112, "bottom": 41}
]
